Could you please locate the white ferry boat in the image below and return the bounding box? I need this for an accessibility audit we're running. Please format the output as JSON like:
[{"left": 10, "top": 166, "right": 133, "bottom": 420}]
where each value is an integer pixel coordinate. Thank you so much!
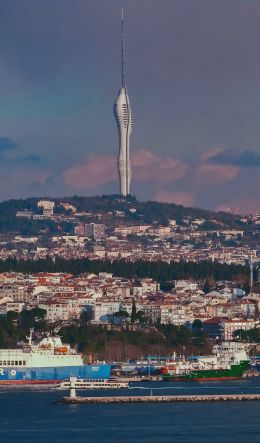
[
  {"left": 0, "top": 331, "right": 110, "bottom": 385},
  {"left": 55, "top": 378, "right": 129, "bottom": 390}
]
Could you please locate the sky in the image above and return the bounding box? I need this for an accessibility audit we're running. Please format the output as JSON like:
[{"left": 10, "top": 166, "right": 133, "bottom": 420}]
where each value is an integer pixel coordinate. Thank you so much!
[{"left": 0, "top": 0, "right": 260, "bottom": 213}]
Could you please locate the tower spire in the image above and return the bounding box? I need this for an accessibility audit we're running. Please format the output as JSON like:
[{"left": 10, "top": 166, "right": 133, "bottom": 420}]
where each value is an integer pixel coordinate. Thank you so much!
[{"left": 121, "top": 8, "right": 125, "bottom": 87}]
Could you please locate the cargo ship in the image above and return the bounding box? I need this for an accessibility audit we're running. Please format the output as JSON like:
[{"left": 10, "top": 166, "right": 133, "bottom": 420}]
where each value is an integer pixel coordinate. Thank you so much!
[
  {"left": 161, "top": 342, "right": 249, "bottom": 381},
  {"left": 0, "top": 331, "right": 110, "bottom": 385}
]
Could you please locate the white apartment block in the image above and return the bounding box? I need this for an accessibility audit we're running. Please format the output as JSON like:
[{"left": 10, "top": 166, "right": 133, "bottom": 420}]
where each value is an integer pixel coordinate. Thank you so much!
[
  {"left": 221, "top": 319, "right": 256, "bottom": 340},
  {"left": 160, "top": 304, "right": 190, "bottom": 325}
]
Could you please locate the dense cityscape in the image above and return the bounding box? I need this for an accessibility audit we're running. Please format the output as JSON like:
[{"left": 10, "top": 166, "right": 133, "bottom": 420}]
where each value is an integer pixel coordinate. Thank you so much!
[
  {"left": 0, "top": 194, "right": 259, "bottom": 361},
  {"left": 0, "top": 1, "right": 260, "bottom": 442}
]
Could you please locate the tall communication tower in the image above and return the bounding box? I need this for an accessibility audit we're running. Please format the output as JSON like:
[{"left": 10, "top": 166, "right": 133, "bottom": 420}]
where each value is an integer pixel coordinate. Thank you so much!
[{"left": 113, "top": 10, "right": 133, "bottom": 196}]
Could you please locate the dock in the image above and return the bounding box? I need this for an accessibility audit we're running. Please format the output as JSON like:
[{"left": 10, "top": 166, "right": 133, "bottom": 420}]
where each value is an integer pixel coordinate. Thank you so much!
[
  {"left": 60, "top": 393, "right": 260, "bottom": 404},
  {"left": 58, "top": 376, "right": 260, "bottom": 404}
]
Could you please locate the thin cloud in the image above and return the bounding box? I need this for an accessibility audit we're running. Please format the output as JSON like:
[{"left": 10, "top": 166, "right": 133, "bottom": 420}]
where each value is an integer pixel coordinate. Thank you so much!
[
  {"left": 208, "top": 149, "right": 260, "bottom": 168},
  {"left": 0, "top": 137, "right": 17, "bottom": 151},
  {"left": 196, "top": 162, "right": 239, "bottom": 185},
  {"left": 133, "top": 150, "right": 190, "bottom": 184},
  {"left": 195, "top": 147, "right": 240, "bottom": 185},
  {"left": 62, "top": 150, "right": 190, "bottom": 190},
  {"left": 22, "top": 154, "right": 41, "bottom": 162},
  {"left": 62, "top": 154, "right": 117, "bottom": 189}
]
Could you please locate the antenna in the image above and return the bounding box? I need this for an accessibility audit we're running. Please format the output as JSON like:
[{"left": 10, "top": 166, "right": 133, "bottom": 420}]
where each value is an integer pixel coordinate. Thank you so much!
[{"left": 121, "top": 8, "right": 125, "bottom": 87}]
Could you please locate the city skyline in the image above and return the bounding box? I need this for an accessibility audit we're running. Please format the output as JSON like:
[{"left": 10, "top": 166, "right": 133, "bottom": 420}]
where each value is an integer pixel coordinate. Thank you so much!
[{"left": 0, "top": 0, "right": 259, "bottom": 213}]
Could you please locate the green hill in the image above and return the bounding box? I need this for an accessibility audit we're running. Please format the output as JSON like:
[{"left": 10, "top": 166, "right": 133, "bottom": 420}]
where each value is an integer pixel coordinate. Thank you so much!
[{"left": 0, "top": 194, "right": 245, "bottom": 235}]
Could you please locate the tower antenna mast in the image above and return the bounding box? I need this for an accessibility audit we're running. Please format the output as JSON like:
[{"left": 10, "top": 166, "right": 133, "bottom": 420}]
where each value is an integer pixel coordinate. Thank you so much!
[{"left": 121, "top": 8, "right": 125, "bottom": 87}]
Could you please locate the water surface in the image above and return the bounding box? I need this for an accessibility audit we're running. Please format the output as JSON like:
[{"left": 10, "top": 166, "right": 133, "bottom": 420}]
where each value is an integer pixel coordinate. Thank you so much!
[{"left": 1, "top": 379, "right": 260, "bottom": 442}]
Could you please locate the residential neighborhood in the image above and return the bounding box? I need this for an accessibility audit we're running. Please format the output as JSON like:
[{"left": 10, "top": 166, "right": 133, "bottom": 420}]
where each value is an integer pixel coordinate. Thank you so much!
[{"left": 0, "top": 270, "right": 259, "bottom": 342}]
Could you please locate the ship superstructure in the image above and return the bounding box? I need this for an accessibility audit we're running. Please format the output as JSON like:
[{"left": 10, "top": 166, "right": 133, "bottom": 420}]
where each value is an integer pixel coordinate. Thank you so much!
[{"left": 114, "top": 9, "right": 133, "bottom": 196}]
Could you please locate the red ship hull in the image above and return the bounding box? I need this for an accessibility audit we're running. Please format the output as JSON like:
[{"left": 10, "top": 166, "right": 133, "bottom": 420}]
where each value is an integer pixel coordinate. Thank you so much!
[
  {"left": 0, "top": 379, "right": 61, "bottom": 385},
  {"left": 163, "top": 376, "right": 243, "bottom": 382}
]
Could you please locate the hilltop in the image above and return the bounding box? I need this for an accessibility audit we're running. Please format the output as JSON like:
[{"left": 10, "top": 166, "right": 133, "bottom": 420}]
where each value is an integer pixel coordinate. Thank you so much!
[{"left": 0, "top": 194, "right": 245, "bottom": 235}]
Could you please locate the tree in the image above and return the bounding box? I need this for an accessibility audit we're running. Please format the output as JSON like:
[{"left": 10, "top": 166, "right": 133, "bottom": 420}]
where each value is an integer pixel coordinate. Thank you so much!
[
  {"left": 113, "top": 310, "right": 129, "bottom": 318},
  {"left": 233, "top": 329, "right": 248, "bottom": 341},
  {"left": 192, "top": 319, "right": 203, "bottom": 335},
  {"left": 131, "top": 299, "right": 137, "bottom": 323},
  {"left": 80, "top": 306, "right": 94, "bottom": 325},
  {"left": 31, "top": 307, "right": 47, "bottom": 322},
  {"left": 18, "top": 308, "right": 47, "bottom": 331},
  {"left": 134, "top": 310, "right": 145, "bottom": 324},
  {"left": 202, "top": 279, "right": 211, "bottom": 294},
  {"left": 160, "top": 282, "right": 174, "bottom": 292},
  {"left": 112, "top": 310, "right": 129, "bottom": 325},
  {"left": 233, "top": 328, "right": 260, "bottom": 342},
  {"left": 6, "top": 311, "right": 18, "bottom": 321}
]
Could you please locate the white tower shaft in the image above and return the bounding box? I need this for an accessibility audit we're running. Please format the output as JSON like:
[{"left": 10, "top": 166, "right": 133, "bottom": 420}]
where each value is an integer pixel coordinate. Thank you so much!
[{"left": 114, "top": 9, "right": 133, "bottom": 196}]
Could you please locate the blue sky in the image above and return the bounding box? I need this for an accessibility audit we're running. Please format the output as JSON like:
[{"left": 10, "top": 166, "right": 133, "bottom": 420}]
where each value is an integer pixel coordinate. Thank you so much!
[{"left": 0, "top": 0, "right": 259, "bottom": 213}]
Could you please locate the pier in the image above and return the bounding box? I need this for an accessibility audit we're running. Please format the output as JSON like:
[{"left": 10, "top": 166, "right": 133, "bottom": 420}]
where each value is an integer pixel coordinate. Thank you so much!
[
  {"left": 60, "top": 393, "right": 260, "bottom": 404},
  {"left": 57, "top": 376, "right": 260, "bottom": 404}
]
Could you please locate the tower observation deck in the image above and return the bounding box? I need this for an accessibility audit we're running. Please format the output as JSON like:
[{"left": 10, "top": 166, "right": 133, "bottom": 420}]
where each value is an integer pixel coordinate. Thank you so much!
[{"left": 113, "top": 10, "right": 133, "bottom": 196}]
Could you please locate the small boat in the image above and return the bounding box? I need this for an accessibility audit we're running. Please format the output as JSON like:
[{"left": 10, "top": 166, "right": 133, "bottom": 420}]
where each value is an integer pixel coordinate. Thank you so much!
[{"left": 55, "top": 378, "right": 129, "bottom": 390}]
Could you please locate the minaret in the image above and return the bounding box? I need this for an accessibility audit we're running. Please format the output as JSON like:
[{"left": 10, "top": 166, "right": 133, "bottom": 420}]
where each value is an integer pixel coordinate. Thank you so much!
[{"left": 114, "top": 9, "right": 133, "bottom": 196}]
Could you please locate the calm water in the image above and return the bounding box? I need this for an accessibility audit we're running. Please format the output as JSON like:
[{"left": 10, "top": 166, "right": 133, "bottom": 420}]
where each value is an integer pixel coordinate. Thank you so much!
[{"left": 1, "top": 379, "right": 260, "bottom": 442}]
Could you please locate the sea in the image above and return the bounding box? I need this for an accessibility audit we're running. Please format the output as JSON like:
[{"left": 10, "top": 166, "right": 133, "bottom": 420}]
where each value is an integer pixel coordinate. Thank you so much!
[{"left": 1, "top": 378, "right": 260, "bottom": 443}]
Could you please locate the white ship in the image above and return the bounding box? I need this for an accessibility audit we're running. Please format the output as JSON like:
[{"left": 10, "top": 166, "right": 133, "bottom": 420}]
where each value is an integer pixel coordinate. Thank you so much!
[
  {"left": 0, "top": 331, "right": 110, "bottom": 384},
  {"left": 55, "top": 378, "right": 129, "bottom": 390}
]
